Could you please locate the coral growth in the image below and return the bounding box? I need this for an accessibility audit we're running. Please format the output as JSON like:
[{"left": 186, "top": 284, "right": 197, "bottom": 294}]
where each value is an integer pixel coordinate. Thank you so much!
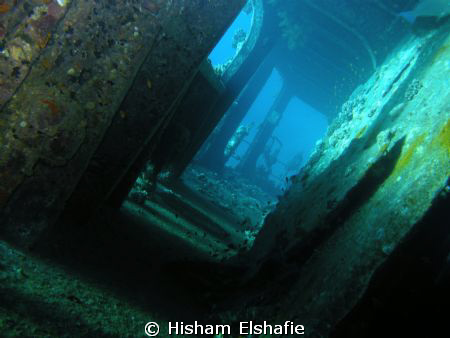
[
  {"left": 405, "top": 79, "right": 423, "bottom": 101},
  {"left": 393, "top": 133, "right": 426, "bottom": 176},
  {"left": 278, "top": 11, "right": 305, "bottom": 51},
  {"left": 232, "top": 28, "right": 247, "bottom": 49}
]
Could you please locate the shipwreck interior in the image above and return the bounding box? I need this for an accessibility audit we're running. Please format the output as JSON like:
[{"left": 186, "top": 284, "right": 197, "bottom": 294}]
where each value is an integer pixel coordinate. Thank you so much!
[{"left": 0, "top": 0, "right": 449, "bottom": 337}]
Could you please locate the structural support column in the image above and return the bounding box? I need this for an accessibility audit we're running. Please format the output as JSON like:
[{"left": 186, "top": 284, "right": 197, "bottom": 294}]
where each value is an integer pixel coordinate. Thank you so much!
[
  {"left": 199, "top": 54, "right": 276, "bottom": 170},
  {"left": 238, "top": 83, "right": 293, "bottom": 177},
  {"left": 197, "top": 9, "right": 280, "bottom": 172},
  {"left": 0, "top": 0, "right": 246, "bottom": 246}
]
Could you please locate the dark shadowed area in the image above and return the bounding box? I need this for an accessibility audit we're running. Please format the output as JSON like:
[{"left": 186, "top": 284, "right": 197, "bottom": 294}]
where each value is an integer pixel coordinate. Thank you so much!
[{"left": 0, "top": 0, "right": 449, "bottom": 336}]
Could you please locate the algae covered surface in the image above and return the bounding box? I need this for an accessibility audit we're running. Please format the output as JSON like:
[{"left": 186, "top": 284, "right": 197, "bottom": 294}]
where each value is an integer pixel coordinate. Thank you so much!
[{"left": 0, "top": 240, "right": 169, "bottom": 337}]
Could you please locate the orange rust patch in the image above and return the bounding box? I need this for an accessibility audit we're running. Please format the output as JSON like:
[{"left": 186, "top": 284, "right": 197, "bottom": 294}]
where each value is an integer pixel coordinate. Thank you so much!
[
  {"left": 0, "top": 3, "right": 11, "bottom": 13},
  {"left": 392, "top": 133, "right": 426, "bottom": 176},
  {"left": 431, "top": 119, "right": 450, "bottom": 155},
  {"left": 437, "top": 119, "right": 450, "bottom": 150},
  {"left": 41, "top": 99, "right": 62, "bottom": 124},
  {"left": 41, "top": 99, "right": 59, "bottom": 114}
]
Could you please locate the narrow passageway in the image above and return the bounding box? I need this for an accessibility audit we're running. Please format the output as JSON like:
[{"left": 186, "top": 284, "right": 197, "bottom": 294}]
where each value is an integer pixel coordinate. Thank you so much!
[{"left": 1, "top": 0, "right": 449, "bottom": 336}]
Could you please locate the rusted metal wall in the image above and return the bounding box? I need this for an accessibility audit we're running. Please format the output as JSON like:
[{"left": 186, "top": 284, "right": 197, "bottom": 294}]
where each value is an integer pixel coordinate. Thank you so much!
[
  {"left": 152, "top": 60, "right": 225, "bottom": 180},
  {"left": 0, "top": 0, "right": 245, "bottom": 246},
  {"left": 106, "top": 61, "right": 225, "bottom": 209}
]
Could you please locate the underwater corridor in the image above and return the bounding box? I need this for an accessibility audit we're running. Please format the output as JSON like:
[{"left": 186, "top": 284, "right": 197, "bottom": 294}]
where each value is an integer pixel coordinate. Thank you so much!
[{"left": 0, "top": 0, "right": 449, "bottom": 337}]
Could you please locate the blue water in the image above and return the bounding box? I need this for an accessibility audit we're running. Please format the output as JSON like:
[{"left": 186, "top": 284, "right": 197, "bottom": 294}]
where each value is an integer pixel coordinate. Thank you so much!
[
  {"left": 209, "top": 10, "right": 253, "bottom": 66},
  {"left": 215, "top": 7, "right": 329, "bottom": 188},
  {"left": 226, "top": 68, "right": 327, "bottom": 185}
]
